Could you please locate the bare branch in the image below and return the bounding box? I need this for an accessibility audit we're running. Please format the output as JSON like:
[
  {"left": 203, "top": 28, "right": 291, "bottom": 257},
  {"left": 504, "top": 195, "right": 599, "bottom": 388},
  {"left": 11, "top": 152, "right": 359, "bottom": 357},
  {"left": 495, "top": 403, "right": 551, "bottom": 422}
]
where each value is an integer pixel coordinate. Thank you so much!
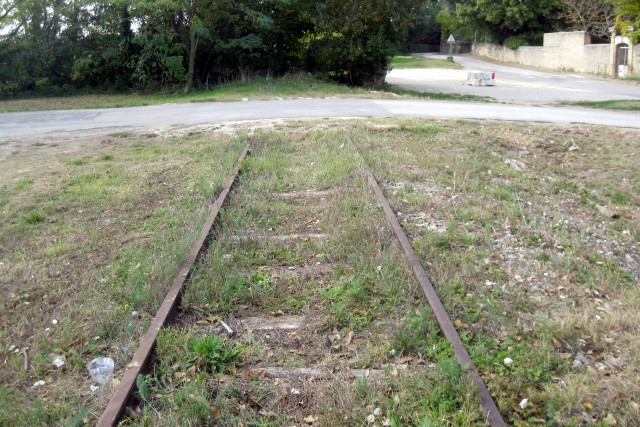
[
  {"left": 0, "top": 2, "right": 16, "bottom": 22},
  {"left": 559, "top": 0, "right": 614, "bottom": 38}
]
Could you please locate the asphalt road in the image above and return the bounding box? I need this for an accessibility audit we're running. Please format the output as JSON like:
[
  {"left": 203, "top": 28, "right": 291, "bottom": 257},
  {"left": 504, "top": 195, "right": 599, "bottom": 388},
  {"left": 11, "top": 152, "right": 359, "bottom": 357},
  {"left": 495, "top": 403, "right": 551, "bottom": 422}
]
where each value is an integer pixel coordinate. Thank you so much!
[
  {"left": 387, "top": 54, "right": 640, "bottom": 105},
  {"left": 1, "top": 98, "right": 639, "bottom": 140}
]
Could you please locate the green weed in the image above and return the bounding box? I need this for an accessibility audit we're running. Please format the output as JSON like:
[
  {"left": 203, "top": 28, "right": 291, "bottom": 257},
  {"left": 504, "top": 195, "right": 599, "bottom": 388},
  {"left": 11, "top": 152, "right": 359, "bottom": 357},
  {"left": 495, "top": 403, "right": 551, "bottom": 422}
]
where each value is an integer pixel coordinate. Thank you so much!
[
  {"left": 14, "top": 177, "right": 32, "bottom": 190},
  {"left": 64, "top": 157, "right": 89, "bottom": 166},
  {"left": 393, "top": 307, "right": 453, "bottom": 360},
  {"left": 20, "top": 211, "right": 45, "bottom": 224},
  {"left": 186, "top": 335, "right": 243, "bottom": 374},
  {"left": 109, "top": 132, "right": 132, "bottom": 138},
  {"left": 322, "top": 275, "right": 376, "bottom": 330}
]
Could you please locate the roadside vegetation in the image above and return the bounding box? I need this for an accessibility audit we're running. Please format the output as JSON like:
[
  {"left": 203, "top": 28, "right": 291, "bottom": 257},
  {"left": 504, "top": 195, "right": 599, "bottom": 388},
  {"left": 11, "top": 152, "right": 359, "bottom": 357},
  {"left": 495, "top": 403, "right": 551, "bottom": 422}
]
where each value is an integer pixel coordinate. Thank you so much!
[
  {"left": 391, "top": 55, "right": 462, "bottom": 70},
  {"left": 0, "top": 75, "right": 493, "bottom": 113},
  {"left": 568, "top": 99, "right": 640, "bottom": 111},
  {"left": 1, "top": 0, "right": 637, "bottom": 105},
  {"left": 1, "top": 119, "right": 638, "bottom": 425},
  {"left": 0, "top": 0, "right": 425, "bottom": 99},
  {"left": 437, "top": 0, "right": 636, "bottom": 50}
]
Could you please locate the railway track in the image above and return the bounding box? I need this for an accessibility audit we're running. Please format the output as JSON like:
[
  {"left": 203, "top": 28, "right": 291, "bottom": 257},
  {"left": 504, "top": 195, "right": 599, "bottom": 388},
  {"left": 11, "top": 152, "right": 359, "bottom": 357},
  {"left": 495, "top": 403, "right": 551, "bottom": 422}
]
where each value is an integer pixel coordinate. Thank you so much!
[{"left": 98, "top": 131, "right": 505, "bottom": 426}]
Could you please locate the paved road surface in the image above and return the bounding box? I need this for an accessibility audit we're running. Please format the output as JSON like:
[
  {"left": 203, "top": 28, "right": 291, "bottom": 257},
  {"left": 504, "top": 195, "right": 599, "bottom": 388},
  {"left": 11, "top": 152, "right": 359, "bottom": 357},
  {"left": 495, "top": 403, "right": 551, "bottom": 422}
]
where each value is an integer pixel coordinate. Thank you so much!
[
  {"left": 387, "top": 54, "right": 640, "bottom": 105},
  {"left": 1, "top": 98, "right": 638, "bottom": 140}
]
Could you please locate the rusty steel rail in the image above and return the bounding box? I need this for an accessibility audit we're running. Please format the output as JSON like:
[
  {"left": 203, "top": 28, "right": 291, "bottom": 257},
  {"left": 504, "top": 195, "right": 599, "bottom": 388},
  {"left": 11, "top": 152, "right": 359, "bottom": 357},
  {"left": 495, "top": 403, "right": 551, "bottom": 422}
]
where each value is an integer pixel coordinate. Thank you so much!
[
  {"left": 97, "top": 142, "right": 250, "bottom": 427},
  {"left": 345, "top": 132, "right": 507, "bottom": 426}
]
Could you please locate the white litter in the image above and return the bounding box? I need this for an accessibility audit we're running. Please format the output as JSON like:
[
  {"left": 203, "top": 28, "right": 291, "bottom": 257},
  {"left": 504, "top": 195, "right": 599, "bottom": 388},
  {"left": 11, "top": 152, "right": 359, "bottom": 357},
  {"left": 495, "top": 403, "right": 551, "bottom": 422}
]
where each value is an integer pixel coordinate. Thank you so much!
[
  {"left": 87, "top": 357, "right": 115, "bottom": 384},
  {"left": 53, "top": 355, "right": 66, "bottom": 368}
]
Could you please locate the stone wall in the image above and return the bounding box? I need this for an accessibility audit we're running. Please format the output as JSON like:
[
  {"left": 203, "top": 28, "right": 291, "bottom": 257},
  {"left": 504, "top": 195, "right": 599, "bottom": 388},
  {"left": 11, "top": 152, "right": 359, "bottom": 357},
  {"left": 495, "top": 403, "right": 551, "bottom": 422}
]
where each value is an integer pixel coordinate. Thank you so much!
[{"left": 474, "top": 31, "right": 616, "bottom": 76}]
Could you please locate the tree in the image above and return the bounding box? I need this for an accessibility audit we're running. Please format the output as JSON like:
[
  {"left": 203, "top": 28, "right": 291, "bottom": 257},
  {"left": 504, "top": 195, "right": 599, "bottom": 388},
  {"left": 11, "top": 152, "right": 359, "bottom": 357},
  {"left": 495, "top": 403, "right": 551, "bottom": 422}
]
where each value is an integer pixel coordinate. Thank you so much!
[
  {"left": 559, "top": 0, "right": 614, "bottom": 39},
  {"left": 611, "top": 0, "right": 640, "bottom": 43},
  {"left": 449, "top": 0, "right": 562, "bottom": 43},
  {"left": 407, "top": 1, "right": 443, "bottom": 49},
  {"left": 1, "top": 0, "right": 422, "bottom": 95},
  {"left": 309, "top": 0, "right": 422, "bottom": 87}
]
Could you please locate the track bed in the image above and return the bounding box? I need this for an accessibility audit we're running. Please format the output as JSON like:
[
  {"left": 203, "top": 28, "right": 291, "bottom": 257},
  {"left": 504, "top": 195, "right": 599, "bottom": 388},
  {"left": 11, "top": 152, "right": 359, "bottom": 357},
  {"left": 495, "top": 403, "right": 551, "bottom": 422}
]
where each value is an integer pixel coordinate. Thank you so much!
[{"left": 123, "top": 130, "right": 485, "bottom": 425}]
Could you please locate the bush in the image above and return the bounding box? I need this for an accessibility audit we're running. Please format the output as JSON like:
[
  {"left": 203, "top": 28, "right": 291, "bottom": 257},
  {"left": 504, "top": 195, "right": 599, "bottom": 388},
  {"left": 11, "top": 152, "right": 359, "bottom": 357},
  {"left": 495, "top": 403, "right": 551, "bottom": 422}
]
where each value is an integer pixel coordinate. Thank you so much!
[
  {"left": 503, "top": 33, "right": 543, "bottom": 49},
  {"left": 503, "top": 35, "right": 529, "bottom": 49}
]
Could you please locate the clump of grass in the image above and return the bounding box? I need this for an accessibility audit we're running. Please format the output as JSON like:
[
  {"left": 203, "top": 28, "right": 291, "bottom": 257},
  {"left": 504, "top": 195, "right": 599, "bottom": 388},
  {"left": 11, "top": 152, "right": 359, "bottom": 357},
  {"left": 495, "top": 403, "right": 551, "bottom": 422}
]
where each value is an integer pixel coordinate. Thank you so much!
[
  {"left": 609, "top": 189, "right": 630, "bottom": 206},
  {"left": 393, "top": 307, "right": 453, "bottom": 360},
  {"left": 109, "top": 131, "right": 132, "bottom": 138},
  {"left": 186, "top": 335, "right": 243, "bottom": 374},
  {"left": 321, "top": 275, "right": 376, "bottom": 330},
  {"left": 20, "top": 211, "right": 45, "bottom": 224},
  {"left": 14, "top": 177, "right": 32, "bottom": 190},
  {"left": 64, "top": 157, "right": 88, "bottom": 166},
  {"left": 98, "top": 153, "right": 114, "bottom": 161}
]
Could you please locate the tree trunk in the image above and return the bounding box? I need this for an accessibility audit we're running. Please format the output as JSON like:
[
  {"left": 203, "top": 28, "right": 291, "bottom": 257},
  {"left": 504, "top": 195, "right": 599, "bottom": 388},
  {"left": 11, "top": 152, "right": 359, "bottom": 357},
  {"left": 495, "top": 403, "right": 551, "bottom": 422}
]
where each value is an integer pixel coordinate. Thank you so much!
[{"left": 184, "top": 33, "right": 198, "bottom": 94}]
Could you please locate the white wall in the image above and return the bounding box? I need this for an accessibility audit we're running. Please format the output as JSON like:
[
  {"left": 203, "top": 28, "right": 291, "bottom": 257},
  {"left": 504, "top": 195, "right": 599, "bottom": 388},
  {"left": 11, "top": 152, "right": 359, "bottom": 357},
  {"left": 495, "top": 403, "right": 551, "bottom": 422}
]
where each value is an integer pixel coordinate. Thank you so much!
[{"left": 474, "top": 32, "right": 615, "bottom": 76}]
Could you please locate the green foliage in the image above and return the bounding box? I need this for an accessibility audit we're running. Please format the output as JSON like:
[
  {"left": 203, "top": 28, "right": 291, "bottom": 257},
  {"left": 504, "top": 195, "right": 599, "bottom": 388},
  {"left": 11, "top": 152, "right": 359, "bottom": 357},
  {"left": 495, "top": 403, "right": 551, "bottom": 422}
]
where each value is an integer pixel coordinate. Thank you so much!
[
  {"left": 442, "top": 0, "right": 561, "bottom": 43},
  {"left": 20, "top": 211, "right": 46, "bottom": 225},
  {"left": 0, "top": 0, "right": 421, "bottom": 94},
  {"left": 392, "top": 307, "right": 453, "bottom": 360},
  {"left": 136, "top": 374, "right": 153, "bottom": 400},
  {"left": 131, "top": 9, "right": 186, "bottom": 88},
  {"left": 308, "top": 0, "right": 422, "bottom": 87},
  {"left": 321, "top": 274, "right": 377, "bottom": 329},
  {"left": 186, "top": 335, "right": 243, "bottom": 373},
  {"left": 613, "top": 0, "right": 640, "bottom": 43},
  {"left": 503, "top": 35, "right": 531, "bottom": 49},
  {"left": 406, "top": 1, "right": 444, "bottom": 49}
]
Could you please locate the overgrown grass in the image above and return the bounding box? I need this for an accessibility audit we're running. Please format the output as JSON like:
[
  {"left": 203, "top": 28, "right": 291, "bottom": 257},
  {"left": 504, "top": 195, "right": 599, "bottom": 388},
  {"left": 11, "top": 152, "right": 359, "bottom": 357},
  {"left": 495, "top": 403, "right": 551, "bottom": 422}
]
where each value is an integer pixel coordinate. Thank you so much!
[
  {"left": 6, "top": 118, "right": 633, "bottom": 425},
  {"left": 352, "top": 118, "right": 640, "bottom": 425},
  {"left": 0, "top": 130, "right": 247, "bottom": 424},
  {"left": 391, "top": 55, "right": 462, "bottom": 70},
  {"left": 621, "top": 75, "right": 640, "bottom": 83},
  {"left": 126, "top": 126, "right": 485, "bottom": 425},
  {"left": 568, "top": 99, "right": 640, "bottom": 111},
  {"left": 0, "top": 74, "right": 491, "bottom": 113}
]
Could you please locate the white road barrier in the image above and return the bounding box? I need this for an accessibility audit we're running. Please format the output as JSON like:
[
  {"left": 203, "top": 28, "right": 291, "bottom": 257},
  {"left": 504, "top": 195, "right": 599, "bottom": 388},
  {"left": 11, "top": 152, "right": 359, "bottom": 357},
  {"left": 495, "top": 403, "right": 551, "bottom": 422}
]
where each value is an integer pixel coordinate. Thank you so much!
[{"left": 467, "top": 71, "right": 496, "bottom": 86}]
